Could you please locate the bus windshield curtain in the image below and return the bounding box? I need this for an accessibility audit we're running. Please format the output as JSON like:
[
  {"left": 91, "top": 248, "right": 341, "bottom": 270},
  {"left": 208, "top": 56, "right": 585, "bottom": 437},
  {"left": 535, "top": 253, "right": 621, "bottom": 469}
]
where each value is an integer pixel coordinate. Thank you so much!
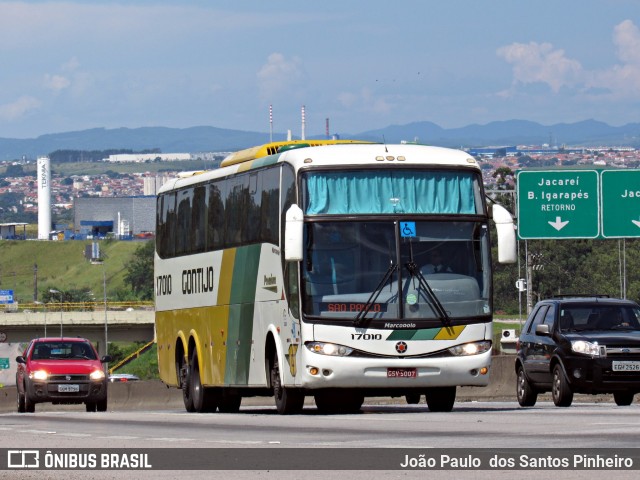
[{"left": 304, "top": 171, "right": 477, "bottom": 215}]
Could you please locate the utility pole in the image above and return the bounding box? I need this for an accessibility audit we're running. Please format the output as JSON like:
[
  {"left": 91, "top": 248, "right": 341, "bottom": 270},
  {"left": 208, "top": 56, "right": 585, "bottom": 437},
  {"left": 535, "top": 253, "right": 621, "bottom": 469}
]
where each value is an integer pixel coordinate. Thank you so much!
[
  {"left": 33, "top": 263, "right": 38, "bottom": 302},
  {"left": 526, "top": 247, "right": 533, "bottom": 314}
]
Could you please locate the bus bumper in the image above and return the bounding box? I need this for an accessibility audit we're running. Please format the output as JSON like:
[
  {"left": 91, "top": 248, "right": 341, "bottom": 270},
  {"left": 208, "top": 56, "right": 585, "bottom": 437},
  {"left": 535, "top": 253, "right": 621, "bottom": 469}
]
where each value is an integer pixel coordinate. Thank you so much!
[{"left": 298, "top": 348, "right": 492, "bottom": 389}]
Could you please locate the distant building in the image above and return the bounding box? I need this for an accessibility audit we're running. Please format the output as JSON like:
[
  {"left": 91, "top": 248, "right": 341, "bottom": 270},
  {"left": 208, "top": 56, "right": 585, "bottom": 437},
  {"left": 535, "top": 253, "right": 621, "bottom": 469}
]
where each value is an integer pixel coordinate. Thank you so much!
[
  {"left": 143, "top": 176, "right": 170, "bottom": 195},
  {"left": 466, "top": 146, "right": 517, "bottom": 158},
  {"left": 73, "top": 196, "right": 155, "bottom": 238},
  {"left": 105, "top": 153, "right": 191, "bottom": 163},
  {"left": 0, "top": 222, "right": 28, "bottom": 240}
]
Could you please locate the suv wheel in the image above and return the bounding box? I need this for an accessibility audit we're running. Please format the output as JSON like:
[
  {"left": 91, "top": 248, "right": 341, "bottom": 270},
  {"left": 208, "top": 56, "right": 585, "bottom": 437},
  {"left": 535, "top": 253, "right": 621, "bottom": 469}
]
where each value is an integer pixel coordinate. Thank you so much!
[
  {"left": 516, "top": 366, "right": 538, "bottom": 407},
  {"left": 613, "top": 392, "right": 635, "bottom": 406},
  {"left": 552, "top": 364, "right": 573, "bottom": 407}
]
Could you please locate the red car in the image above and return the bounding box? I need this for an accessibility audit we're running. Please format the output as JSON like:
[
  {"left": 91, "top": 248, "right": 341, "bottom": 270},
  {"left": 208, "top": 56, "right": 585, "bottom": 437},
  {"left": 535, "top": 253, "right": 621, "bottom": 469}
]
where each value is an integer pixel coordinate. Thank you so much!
[{"left": 15, "top": 337, "right": 112, "bottom": 413}]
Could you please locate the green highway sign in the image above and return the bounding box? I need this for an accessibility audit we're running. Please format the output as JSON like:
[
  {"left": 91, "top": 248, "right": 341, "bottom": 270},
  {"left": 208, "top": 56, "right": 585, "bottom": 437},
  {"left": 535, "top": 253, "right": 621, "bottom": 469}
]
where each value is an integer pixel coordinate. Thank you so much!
[
  {"left": 601, "top": 170, "right": 640, "bottom": 238},
  {"left": 517, "top": 170, "right": 600, "bottom": 239}
]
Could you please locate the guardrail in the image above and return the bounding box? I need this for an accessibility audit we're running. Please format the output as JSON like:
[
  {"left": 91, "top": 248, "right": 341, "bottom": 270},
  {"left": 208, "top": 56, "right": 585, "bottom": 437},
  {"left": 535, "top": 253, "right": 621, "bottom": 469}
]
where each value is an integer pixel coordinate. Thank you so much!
[
  {"left": 109, "top": 340, "right": 155, "bottom": 374},
  {"left": 5, "top": 301, "right": 154, "bottom": 313}
]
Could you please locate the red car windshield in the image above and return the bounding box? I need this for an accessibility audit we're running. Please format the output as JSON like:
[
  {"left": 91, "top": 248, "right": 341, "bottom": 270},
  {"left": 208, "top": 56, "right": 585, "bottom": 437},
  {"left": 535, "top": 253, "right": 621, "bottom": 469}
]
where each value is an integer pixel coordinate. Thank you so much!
[{"left": 31, "top": 342, "right": 97, "bottom": 360}]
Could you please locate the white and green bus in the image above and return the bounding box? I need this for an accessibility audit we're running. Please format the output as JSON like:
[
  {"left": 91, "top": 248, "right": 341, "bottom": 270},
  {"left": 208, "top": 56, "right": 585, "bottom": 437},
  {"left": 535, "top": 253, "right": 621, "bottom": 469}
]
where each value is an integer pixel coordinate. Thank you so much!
[{"left": 154, "top": 140, "right": 516, "bottom": 414}]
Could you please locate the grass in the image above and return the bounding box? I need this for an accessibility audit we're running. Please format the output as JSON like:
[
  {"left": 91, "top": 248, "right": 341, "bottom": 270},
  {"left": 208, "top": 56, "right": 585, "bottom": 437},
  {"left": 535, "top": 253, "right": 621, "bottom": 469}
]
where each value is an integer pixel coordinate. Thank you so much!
[
  {"left": 110, "top": 342, "right": 159, "bottom": 380},
  {"left": 0, "top": 238, "right": 147, "bottom": 304}
]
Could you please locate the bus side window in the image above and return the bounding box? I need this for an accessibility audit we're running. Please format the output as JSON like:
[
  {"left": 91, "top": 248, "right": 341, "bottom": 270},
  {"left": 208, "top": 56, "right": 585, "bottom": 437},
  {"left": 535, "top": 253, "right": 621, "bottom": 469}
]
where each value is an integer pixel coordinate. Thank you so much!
[
  {"left": 191, "top": 185, "right": 207, "bottom": 253},
  {"left": 176, "top": 188, "right": 193, "bottom": 255},
  {"left": 207, "top": 181, "right": 225, "bottom": 250}
]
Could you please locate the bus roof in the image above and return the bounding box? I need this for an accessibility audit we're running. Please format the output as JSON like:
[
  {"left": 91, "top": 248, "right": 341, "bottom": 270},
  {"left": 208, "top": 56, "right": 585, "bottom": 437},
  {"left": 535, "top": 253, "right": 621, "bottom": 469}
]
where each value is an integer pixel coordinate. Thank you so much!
[
  {"left": 158, "top": 143, "right": 479, "bottom": 194},
  {"left": 220, "top": 139, "right": 374, "bottom": 167}
]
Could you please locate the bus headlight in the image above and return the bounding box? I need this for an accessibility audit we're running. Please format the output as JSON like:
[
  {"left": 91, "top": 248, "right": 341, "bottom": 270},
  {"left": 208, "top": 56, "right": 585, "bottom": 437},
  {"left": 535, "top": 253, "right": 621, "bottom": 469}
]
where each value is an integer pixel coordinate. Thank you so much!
[
  {"left": 448, "top": 341, "right": 491, "bottom": 356},
  {"left": 90, "top": 369, "right": 106, "bottom": 381},
  {"left": 30, "top": 370, "right": 49, "bottom": 381},
  {"left": 306, "top": 342, "right": 353, "bottom": 357}
]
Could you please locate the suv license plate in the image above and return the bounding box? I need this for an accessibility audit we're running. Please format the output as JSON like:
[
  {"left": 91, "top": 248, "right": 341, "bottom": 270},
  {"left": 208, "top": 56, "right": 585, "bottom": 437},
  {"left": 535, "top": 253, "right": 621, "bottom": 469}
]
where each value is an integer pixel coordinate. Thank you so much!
[
  {"left": 387, "top": 368, "right": 417, "bottom": 378},
  {"left": 612, "top": 361, "right": 640, "bottom": 372},
  {"left": 58, "top": 384, "right": 80, "bottom": 393}
]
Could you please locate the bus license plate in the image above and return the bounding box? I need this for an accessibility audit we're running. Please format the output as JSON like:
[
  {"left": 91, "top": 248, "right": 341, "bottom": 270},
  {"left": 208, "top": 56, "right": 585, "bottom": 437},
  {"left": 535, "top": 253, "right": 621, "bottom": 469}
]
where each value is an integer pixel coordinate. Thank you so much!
[
  {"left": 58, "top": 384, "right": 80, "bottom": 393},
  {"left": 612, "top": 361, "right": 640, "bottom": 372},
  {"left": 387, "top": 368, "right": 416, "bottom": 378}
]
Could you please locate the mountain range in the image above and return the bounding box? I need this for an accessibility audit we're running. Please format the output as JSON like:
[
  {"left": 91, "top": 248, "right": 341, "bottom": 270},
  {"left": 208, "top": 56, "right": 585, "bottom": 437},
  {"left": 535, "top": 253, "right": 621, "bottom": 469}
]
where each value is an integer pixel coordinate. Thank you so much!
[{"left": 1, "top": 119, "right": 639, "bottom": 159}]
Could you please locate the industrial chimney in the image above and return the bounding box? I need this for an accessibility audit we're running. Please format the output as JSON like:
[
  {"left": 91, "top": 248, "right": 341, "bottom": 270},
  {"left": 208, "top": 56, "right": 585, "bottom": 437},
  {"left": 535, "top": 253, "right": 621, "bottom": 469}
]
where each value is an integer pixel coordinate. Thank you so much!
[{"left": 37, "top": 156, "right": 52, "bottom": 240}]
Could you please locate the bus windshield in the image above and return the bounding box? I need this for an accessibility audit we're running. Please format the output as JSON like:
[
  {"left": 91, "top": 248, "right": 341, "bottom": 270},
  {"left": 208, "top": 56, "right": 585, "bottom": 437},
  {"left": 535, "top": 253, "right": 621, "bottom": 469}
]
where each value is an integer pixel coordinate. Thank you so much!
[
  {"left": 302, "top": 169, "right": 483, "bottom": 215},
  {"left": 301, "top": 220, "right": 491, "bottom": 324}
]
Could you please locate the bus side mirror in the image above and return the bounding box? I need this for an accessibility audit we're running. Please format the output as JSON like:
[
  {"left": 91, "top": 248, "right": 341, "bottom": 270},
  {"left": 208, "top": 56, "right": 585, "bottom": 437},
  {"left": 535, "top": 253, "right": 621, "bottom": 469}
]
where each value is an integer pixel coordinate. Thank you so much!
[
  {"left": 492, "top": 203, "right": 517, "bottom": 264},
  {"left": 284, "top": 204, "right": 304, "bottom": 261}
]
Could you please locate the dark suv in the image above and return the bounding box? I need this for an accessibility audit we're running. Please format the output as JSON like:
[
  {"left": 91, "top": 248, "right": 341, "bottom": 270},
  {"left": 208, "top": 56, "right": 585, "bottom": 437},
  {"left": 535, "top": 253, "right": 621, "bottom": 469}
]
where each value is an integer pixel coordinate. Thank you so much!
[{"left": 515, "top": 295, "right": 640, "bottom": 407}]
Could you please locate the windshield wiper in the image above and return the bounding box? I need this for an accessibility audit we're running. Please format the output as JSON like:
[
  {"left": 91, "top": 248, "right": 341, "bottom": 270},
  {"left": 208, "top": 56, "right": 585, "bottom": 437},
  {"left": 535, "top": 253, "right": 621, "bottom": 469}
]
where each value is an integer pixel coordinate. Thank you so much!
[
  {"left": 405, "top": 261, "right": 451, "bottom": 326},
  {"left": 354, "top": 262, "right": 398, "bottom": 327}
]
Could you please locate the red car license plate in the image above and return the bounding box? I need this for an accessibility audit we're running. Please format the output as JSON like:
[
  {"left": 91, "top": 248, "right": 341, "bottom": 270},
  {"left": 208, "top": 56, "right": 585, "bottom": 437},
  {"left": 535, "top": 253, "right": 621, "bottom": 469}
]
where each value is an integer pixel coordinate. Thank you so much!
[
  {"left": 58, "top": 384, "right": 80, "bottom": 393},
  {"left": 387, "top": 368, "right": 416, "bottom": 378}
]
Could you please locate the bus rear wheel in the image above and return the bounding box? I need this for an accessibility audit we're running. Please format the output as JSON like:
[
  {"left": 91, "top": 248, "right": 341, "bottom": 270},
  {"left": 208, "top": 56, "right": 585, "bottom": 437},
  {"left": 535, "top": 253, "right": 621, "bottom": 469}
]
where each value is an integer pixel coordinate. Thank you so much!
[
  {"left": 180, "top": 360, "right": 195, "bottom": 412},
  {"left": 271, "top": 356, "right": 304, "bottom": 415},
  {"left": 425, "top": 386, "right": 456, "bottom": 412},
  {"left": 190, "top": 353, "right": 219, "bottom": 413}
]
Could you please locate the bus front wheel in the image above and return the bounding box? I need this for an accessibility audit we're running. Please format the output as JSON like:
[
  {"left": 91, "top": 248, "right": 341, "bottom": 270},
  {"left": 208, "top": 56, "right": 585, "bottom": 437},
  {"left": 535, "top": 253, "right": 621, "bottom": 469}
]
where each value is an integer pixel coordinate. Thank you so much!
[
  {"left": 425, "top": 386, "right": 456, "bottom": 412},
  {"left": 271, "top": 356, "right": 304, "bottom": 415}
]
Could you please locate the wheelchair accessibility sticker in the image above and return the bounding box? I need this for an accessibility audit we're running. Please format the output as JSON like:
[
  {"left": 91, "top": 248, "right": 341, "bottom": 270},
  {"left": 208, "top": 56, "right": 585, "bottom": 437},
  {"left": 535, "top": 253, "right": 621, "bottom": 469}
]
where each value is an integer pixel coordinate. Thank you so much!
[{"left": 400, "top": 222, "right": 416, "bottom": 238}]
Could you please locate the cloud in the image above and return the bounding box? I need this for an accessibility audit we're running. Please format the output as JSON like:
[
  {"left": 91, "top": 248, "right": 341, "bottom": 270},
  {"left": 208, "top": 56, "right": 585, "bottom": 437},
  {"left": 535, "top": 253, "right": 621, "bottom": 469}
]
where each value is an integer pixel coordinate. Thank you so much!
[
  {"left": 257, "top": 53, "right": 304, "bottom": 101},
  {"left": 497, "top": 20, "right": 640, "bottom": 99},
  {"left": 61, "top": 57, "right": 81, "bottom": 72},
  {"left": 496, "top": 41, "right": 583, "bottom": 93},
  {"left": 0, "top": 96, "right": 41, "bottom": 120},
  {"left": 43, "top": 74, "right": 71, "bottom": 92},
  {"left": 613, "top": 20, "right": 640, "bottom": 65},
  {"left": 338, "top": 87, "right": 392, "bottom": 114}
]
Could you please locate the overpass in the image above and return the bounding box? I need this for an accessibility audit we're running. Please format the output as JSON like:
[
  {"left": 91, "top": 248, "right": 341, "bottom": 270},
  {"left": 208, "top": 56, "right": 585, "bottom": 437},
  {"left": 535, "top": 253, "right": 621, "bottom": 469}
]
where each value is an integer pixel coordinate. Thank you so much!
[{"left": 0, "top": 309, "right": 155, "bottom": 357}]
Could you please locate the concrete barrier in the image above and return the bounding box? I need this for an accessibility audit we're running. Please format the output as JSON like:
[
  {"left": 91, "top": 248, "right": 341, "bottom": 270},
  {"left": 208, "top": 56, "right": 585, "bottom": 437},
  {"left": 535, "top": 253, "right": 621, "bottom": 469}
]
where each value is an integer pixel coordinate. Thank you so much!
[
  {"left": 0, "top": 356, "right": 521, "bottom": 413},
  {"left": 2, "top": 355, "right": 620, "bottom": 413}
]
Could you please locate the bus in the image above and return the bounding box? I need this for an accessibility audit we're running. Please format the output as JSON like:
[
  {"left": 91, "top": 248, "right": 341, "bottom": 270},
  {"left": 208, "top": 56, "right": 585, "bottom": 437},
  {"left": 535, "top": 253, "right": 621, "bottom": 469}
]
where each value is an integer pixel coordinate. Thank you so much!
[{"left": 154, "top": 140, "right": 516, "bottom": 414}]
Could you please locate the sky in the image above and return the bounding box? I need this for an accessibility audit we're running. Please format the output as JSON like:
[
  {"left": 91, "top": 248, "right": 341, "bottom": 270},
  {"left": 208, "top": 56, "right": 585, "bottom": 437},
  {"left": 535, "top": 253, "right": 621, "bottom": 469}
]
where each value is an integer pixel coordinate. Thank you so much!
[{"left": 1, "top": 0, "right": 640, "bottom": 139}]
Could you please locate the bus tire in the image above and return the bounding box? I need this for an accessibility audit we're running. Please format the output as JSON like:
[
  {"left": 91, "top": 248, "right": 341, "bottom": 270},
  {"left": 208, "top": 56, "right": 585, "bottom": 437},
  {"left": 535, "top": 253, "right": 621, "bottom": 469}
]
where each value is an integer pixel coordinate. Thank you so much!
[
  {"left": 315, "top": 390, "right": 363, "bottom": 414},
  {"left": 405, "top": 393, "right": 421, "bottom": 404},
  {"left": 425, "top": 386, "right": 456, "bottom": 412},
  {"left": 271, "top": 356, "right": 304, "bottom": 415},
  {"left": 190, "top": 353, "right": 212, "bottom": 413},
  {"left": 218, "top": 391, "right": 242, "bottom": 413},
  {"left": 181, "top": 359, "right": 195, "bottom": 413}
]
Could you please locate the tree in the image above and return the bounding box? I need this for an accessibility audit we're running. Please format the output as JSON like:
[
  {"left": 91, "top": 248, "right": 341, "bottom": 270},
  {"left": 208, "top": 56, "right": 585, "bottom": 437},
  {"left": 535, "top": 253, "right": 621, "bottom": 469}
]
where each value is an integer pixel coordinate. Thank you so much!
[
  {"left": 3, "top": 164, "right": 26, "bottom": 177},
  {"left": 124, "top": 240, "right": 155, "bottom": 300}
]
